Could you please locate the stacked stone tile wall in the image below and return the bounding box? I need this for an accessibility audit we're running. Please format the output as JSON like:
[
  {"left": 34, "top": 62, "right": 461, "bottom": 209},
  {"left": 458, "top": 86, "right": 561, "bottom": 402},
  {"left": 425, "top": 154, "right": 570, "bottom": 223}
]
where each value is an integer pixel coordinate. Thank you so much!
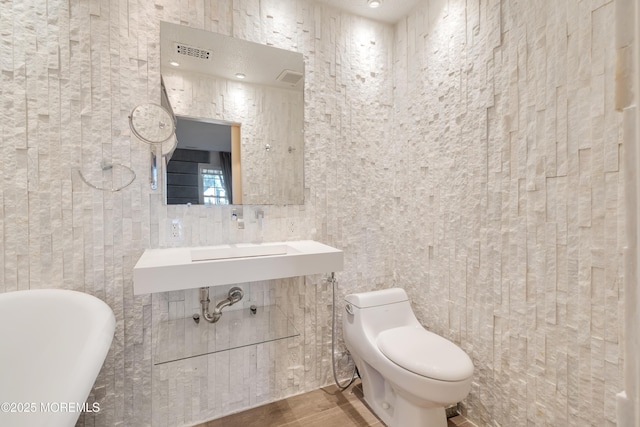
[
  {"left": 0, "top": 0, "right": 623, "bottom": 426},
  {"left": 393, "top": 1, "right": 623, "bottom": 426}
]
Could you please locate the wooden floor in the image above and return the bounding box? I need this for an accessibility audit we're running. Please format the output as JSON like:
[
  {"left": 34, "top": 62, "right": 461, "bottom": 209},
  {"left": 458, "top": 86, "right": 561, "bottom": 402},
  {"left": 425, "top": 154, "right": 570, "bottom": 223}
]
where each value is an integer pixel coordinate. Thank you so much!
[{"left": 193, "top": 381, "right": 476, "bottom": 427}]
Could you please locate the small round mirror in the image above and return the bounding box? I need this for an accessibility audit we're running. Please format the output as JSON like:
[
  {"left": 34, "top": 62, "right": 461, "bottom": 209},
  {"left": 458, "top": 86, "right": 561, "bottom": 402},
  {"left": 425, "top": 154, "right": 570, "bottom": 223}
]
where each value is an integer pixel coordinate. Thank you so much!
[{"left": 129, "top": 103, "right": 175, "bottom": 144}]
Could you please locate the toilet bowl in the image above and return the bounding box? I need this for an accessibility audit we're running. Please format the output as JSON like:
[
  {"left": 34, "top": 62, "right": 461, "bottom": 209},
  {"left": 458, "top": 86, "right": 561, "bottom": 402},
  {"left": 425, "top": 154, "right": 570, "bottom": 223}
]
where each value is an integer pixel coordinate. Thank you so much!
[{"left": 342, "top": 288, "right": 474, "bottom": 427}]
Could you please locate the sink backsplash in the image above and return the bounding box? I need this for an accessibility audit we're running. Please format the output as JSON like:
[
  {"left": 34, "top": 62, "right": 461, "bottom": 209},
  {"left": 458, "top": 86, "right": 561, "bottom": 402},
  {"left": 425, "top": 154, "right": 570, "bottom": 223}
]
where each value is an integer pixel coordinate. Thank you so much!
[{"left": 157, "top": 205, "right": 312, "bottom": 248}]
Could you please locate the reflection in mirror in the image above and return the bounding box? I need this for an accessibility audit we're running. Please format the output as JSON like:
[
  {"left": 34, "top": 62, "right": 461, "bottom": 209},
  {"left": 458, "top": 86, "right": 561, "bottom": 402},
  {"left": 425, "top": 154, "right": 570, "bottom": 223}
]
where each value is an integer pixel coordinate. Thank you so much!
[
  {"left": 160, "top": 21, "right": 304, "bottom": 205},
  {"left": 165, "top": 117, "right": 241, "bottom": 205}
]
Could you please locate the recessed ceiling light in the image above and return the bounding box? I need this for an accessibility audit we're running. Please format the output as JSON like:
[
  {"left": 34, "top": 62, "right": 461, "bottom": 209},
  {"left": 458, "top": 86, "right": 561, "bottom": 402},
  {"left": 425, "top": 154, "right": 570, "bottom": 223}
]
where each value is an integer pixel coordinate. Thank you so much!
[
  {"left": 235, "top": 73, "right": 246, "bottom": 79},
  {"left": 169, "top": 61, "right": 180, "bottom": 67},
  {"left": 367, "top": 0, "right": 382, "bottom": 8}
]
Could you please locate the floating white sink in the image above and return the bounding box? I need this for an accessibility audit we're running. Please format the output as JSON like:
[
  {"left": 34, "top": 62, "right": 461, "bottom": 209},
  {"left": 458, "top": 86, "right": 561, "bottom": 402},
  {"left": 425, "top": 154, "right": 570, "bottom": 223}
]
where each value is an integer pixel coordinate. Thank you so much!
[{"left": 133, "top": 240, "right": 343, "bottom": 294}]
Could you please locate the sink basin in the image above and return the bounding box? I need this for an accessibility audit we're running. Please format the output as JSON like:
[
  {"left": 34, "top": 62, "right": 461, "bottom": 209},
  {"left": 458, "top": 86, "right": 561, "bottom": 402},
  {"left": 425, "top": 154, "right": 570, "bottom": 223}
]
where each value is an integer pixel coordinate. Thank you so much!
[
  {"left": 191, "top": 243, "right": 288, "bottom": 261},
  {"left": 133, "top": 240, "right": 343, "bottom": 294}
]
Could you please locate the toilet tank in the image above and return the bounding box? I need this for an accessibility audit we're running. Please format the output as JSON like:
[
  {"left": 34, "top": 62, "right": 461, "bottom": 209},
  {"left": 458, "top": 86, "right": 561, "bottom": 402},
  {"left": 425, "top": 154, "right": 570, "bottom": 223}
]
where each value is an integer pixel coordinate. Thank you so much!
[
  {"left": 344, "top": 288, "right": 420, "bottom": 337},
  {"left": 345, "top": 288, "right": 409, "bottom": 308}
]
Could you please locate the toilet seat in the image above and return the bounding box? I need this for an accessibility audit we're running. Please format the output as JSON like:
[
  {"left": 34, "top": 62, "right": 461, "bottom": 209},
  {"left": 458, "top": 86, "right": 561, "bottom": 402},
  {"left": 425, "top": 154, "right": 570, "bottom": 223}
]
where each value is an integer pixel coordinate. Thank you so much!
[{"left": 376, "top": 326, "right": 474, "bottom": 382}]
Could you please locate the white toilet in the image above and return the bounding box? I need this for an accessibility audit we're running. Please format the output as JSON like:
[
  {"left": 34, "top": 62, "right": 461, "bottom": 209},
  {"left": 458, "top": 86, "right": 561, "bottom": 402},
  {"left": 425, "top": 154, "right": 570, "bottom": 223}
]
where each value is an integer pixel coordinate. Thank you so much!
[{"left": 342, "top": 288, "right": 474, "bottom": 427}]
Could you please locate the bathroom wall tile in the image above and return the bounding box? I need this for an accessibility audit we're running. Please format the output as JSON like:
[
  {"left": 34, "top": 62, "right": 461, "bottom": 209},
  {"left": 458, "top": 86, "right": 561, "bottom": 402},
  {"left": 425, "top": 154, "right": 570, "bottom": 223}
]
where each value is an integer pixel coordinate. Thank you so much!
[
  {"left": 394, "top": 1, "right": 623, "bottom": 426},
  {"left": 0, "top": 0, "right": 623, "bottom": 426}
]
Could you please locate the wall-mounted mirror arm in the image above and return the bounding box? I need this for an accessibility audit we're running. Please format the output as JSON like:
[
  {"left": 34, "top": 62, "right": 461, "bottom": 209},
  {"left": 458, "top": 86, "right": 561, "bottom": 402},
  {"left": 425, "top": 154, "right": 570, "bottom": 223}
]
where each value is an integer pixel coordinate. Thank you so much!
[
  {"left": 150, "top": 149, "right": 158, "bottom": 190},
  {"left": 128, "top": 103, "right": 176, "bottom": 191}
]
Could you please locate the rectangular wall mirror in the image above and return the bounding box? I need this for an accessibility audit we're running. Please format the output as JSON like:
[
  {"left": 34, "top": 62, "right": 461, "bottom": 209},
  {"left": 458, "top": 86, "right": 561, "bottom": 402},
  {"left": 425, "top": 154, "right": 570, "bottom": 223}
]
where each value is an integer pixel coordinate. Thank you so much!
[{"left": 159, "top": 22, "right": 305, "bottom": 205}]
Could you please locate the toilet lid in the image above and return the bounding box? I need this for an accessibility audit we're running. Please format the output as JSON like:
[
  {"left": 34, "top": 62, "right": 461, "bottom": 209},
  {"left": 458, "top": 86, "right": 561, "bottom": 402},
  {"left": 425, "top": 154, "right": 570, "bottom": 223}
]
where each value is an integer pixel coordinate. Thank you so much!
[{"left": 376, "top": 326, "right": 474, "bottom": 382}]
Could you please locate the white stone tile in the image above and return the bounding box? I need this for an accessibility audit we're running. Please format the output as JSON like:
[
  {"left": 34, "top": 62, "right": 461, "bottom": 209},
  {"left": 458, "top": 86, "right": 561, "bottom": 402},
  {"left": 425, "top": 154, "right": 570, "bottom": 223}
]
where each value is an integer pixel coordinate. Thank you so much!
[{"left": 0, "top": 0, "right": 625, "bottom": 426}]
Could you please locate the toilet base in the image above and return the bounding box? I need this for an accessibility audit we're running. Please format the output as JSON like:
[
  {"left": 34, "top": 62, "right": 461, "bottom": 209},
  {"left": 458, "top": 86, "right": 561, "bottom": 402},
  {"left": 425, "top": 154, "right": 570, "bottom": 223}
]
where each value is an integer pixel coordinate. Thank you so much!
[
  {"left": 357, "top": 362, "right": 449, "bottom": 427},
  {"left": 394, "top": 398, "right": 447, "bottom": 427},
  {"left": 364, "top": 394, "right": 447, "bottom": 427}
]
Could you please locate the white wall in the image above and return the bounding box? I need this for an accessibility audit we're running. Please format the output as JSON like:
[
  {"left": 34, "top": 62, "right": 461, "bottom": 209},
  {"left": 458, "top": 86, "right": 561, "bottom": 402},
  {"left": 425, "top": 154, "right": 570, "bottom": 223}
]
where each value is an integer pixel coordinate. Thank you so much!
[
  {"left": 393, "top": 1, "right": 623, "bottom": 426},
  {"left": 0, "top": 0, "right": 623, "bottom": 426}
]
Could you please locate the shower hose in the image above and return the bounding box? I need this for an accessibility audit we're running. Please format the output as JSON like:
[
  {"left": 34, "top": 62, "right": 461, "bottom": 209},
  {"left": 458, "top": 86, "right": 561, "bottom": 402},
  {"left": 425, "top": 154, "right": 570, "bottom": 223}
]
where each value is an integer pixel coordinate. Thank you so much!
[{"left": 330, "top": 273, "right": 358, "bottom": 390}]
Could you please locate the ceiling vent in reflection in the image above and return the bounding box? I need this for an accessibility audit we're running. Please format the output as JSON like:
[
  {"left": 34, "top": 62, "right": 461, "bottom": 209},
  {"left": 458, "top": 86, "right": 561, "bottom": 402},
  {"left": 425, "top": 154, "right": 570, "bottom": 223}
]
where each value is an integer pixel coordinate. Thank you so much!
[
  {"left": 174, "top": 43, "right": 211, "bottom": 60},
  {"left": 276, "top": 69, "right": 303, "bottom": 86}
]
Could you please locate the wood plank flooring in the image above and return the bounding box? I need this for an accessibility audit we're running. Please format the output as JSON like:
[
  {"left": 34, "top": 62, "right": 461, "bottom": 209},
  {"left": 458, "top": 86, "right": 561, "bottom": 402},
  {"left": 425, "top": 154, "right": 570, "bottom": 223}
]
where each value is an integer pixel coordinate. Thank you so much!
[{"left": 192, "top": 381, "right": 476, "bottom": 427}]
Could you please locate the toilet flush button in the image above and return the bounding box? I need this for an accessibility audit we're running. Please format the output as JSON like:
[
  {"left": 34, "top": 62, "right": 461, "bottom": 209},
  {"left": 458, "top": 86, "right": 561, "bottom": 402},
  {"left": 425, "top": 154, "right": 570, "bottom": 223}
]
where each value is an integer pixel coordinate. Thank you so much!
[
  {"left": 381, "top": 402, "right": 390, "bottom": 410},
  {"left": 345, "top": 303, "right": 354, "bottom": 315}
]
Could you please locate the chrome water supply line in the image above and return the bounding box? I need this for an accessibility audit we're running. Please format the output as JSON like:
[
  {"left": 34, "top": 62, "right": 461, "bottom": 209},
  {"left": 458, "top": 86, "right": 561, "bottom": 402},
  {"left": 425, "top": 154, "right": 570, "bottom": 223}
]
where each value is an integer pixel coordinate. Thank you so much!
[
  {"left": 330, "top": 273, "right": 358, "bottom": 390},
  {"left": 199, "top": 286, "right": 244, "bottom": 323}
]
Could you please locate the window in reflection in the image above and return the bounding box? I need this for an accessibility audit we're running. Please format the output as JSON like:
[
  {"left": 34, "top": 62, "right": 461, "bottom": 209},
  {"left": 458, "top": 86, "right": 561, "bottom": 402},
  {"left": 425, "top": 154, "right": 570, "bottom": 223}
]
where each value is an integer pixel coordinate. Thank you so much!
[{"left": 200, "top": 166, "right": 229, "bottom": 205}]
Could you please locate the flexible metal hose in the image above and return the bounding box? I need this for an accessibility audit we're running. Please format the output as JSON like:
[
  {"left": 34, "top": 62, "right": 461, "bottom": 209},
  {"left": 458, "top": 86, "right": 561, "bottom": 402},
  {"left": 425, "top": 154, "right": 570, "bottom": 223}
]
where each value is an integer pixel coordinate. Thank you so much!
[{"left": 330, "top": 273, "right": 358, "bottom": 390}]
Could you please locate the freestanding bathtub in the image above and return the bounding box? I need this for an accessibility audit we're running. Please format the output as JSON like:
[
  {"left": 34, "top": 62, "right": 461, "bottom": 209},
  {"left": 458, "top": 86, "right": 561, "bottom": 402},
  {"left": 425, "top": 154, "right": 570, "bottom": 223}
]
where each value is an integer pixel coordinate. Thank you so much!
[{"left": 0, "top": 289, "right": 115, "bottom": 427}]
